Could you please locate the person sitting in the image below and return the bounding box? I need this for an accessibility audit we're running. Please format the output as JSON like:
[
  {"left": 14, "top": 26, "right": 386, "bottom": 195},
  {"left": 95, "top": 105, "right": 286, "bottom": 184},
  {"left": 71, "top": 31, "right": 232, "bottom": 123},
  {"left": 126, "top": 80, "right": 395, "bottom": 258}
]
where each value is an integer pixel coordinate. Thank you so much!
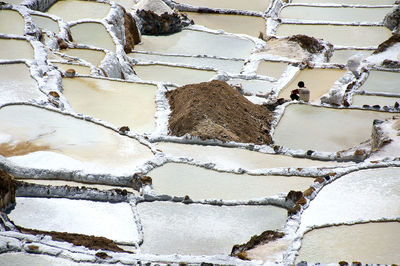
[
  {"left": 290, "top": 88, "right": 300, "bottom": 100},
  {"left": 297, "top": 81, "right": 310, "bottom": 102}
]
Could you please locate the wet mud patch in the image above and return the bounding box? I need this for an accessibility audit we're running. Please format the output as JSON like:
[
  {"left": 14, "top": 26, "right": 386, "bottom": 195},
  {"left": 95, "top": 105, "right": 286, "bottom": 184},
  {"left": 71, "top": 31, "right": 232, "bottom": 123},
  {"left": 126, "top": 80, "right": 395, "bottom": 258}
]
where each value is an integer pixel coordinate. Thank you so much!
[
  {"left": 0, "top": 141, "right": 51, "bottom": 157},
  {"left": 17, "top": 226, "right": 125, "bottom": 253},
  {"left": 167, "top": 80, "right": 274, "bottom": 144}
]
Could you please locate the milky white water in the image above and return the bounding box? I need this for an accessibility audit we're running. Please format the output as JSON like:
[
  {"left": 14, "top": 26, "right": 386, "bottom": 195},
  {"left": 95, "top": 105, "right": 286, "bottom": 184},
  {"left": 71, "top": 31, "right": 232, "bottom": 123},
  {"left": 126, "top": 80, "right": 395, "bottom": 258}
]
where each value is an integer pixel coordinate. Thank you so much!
[
  {"left": 31, "top": 15, "right": 59, "bottom": 33},
  {"left": 0, "top": 38, "right": 34, "bottom": 60},
  {"left": 0, "top": 10, "right": 25, "bottom": 36},
  {"left": 359, "top": 70, "right": 400, "bottom": 94},
  {"left": 256, "top": 61, "right": 289, "bottom": 80},
  {"left": 46, "top": 0, "right": 110, "bottom": 22},
  {"left": 60, "top": 48, "right": 106, "bottom": 66},
  {"left": 70, "top": 22, "right": 115, "bottom": 52},
  {"left": 352, "top": 94, "right": 400, "bottom": 107}
]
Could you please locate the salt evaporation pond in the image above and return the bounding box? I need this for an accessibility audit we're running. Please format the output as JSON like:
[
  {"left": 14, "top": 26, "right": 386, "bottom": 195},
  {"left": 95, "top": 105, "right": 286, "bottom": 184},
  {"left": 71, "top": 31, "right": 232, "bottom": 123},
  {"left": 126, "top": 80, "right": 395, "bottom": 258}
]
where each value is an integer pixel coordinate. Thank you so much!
[
  {"left": 228, "top": 79, "right": 276, "bottom": 96},
  {"left": 156, "top": 142, "right": 351, "bottom": 169},
  {"left": 273, "top": 104, "right": 393, "bottom": 152},
  {"left": 0, "top": 38, "right": 34, "bottom": 60},
  {"left": 0, "top": 253, "right": 103, "bottom": 266},
  {"left": 0, "top": 64, "right": 45, "bottom": 106},
  {"left": 46, "top": 0, "right": 110, "bottom": 22},
  {"left": 133, "top": 64, "right": 216, "bottom": 86},
  {"left": 352, "top": 94, "right": 400, "bottom": 107},
  {"left": 256, "top": 61, "right": 289, "bottom": 80},
  {"left": 20, "top": 179, "right": 138, "bottom": 194},
  {"left": 279, "top": 6, "right": 391, "bottom": 23},
  {"left": 174, "top": 0, "right": 270, "bottom": 12},
  {"left": 0, "top": 9, "right": 25, "bottom": 36},
  {"left": 129, "top": 52, "right": 244, "bottom": 74},
  {"left": 330, "top": 49, "right": 373, "bottom": 65},
  {"left": 148, "top": 163, "right": 314, "bottom": 200},
  {"left": 60, "top": 48, "right": 105, "bottom": 66},
  {"left": 300, "top": 167, "right": 400, "bottom": 229},
  {"left": 9, "top": 197, "right": 138, "bottom": 243},
  {"left": 137, "top": 201, "right": 286, "bottom": 255},
  {"left": 291, "top": 0, "right": 395, "bottom": 4},
  {"left": 31, "top": 14, "right": 59, "bottom": 33},
  {"left": 62, "top": 77, "right": 157, "bottom": 134},
  {"left": 0, "top": 104, "right": 153, "bottom": 174},
  {"left": 359, "top": 70, "right": 400, "bottom": 94},
  {"left": 186, "top": 12, "right": 265, "bottom": 37},
  {"left": 70, "top": 22, "right": 116, "bottom": 52},
  {"left": 278, "top": 68, "right": 346, "bottom": 103},
  {"left": 276, "top": 24, "right": 392, "bottom": 47},
  {"left": 53, "top": 62, "right": 91, "bottom": 75},
  {"left": 296, "top": 222, "right": 400, "bottom": 265},
  {"left": 135, "top": 30, "right": 255, "bottom": 59}
]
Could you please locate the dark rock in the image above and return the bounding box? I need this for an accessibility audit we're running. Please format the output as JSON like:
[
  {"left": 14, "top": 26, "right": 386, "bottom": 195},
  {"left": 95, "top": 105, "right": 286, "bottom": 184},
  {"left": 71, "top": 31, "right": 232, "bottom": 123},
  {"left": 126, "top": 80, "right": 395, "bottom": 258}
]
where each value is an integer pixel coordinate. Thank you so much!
[
  {"left": 122, "top": 7, "right": 141, "bottom": 53},
  {"left": 395, "top": 102, "right": 400, "bottom": 109},
  {"left": 382, "top": 59, "right": 400, "bottom": 68},
  {"left": 96, "top": 251, "right": 111, "bottom": 259},
  {"left": 285, "top": 190, "right": 303, "bottom": 208},
  {"left": 137, "top": 9, "right": 190, "bottom": 35},
  {"left": 296, "top": 261, "right": 308, "bottom": 266},
  {"left": 384, "top": 6, "right": 400, "bottom": 32},
  {"left": 363, "top": 104, "right": 370, "bottom": 108},
  {"left": 306, "top": 150, "right": 314, "bottom": 156},
  {"left": 288, "top": 34, "right": 325, "bottom": 54},
  {"left": 339, "top": 261, "right": 349, "bottom": 266},
  {"left": 0, "top": 170, "right": 16, "bottom": 212},
  {"left": 57, "top": 37, "right": 68, "bottom": 50},
  {"left": 65, "top": 69, "right": 76, "bottom": 78},
  {"left": 372, "top": 104, "right": 381, "bottom": 109},
  {"left": 49, "top": 91, "right": 60, "bottom": 98},
  {"left": 303, "top": 187, "right": 315, "bottom": 197},
  {"left": 119, "top": 126, "right": 130, "bottom": 134}
]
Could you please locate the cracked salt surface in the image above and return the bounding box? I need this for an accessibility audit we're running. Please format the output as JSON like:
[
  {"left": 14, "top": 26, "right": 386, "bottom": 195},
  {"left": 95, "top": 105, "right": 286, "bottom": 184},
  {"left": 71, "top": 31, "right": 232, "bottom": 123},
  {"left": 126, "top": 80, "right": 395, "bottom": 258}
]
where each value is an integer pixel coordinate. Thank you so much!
[{"left": 1, "top": 0, "right": 400, "bottom": 264}]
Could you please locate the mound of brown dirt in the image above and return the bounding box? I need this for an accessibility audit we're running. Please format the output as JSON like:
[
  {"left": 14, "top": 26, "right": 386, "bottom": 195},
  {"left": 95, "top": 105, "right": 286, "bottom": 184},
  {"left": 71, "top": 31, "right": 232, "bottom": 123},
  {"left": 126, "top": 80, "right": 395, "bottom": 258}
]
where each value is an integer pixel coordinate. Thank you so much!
[
  {"left": 288, "top": 34, "right": 326, "bottom": 54},
  {"left": 17, "top": 226, "right": 125, "bottom": 253},
  {"left": 0, "top": 170, "right": 15, "bottom": 211},
  {"left": 167, "top": 80, "right": 274, "bottom": 145},
  {"left": 373, "top": 34, "right": 400, "bottom": 54}
]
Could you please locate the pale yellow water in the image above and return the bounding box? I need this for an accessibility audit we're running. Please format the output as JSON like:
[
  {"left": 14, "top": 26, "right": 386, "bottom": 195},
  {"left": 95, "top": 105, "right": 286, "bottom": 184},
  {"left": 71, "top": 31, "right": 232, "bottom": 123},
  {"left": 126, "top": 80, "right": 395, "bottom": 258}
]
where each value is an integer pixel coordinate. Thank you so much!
[
  {"left": 129, "top": 52, "right": 244, "bottom": 74},
  {"left": 60, "top": 48, "right": 106, "bottom": 66},
  {"left": 278, "top": 68, "right": 346, "bottom": 103},
  {"left": 359, "top": 70, "right": 400, "bottom": 94},
  {"left": 135, "top": 30, "right": 255, "bottom": 59},
  {"left": 0, "top": 10, "right": 25, "bottom": 35},
  {"left": 156, "top": 142, "right": 352, "bottom": 169},
  {"left": 291, "top": 0, "right": 394, "bottom": 4},
  {"left": 53, "top": 62, "right": 91, "bottom": 75},
  {"left": 228, "top": 79, "right": 276, "bottom": 95},
  {"left": 296, "top": 222, "right": 400, "bottom": 265},
  {"left": 0, "top": 64, "right": 44, "bottom": 106},
  {"left": 0, "top": 105, "right": 154, "bottom": 171},
  {"left": 62, "top": 77, "right": 157, "bottom": 134},
  {"left": 352, "top": 95, "right": 400, "bottom": 107},
  {"left": 113, "top": 0, "right": 135, "bottom": 10},
  {"left": 32, "top": 15, "right": 59, "bottom": 33},
  {"left": 19, "top": 179, "right": 138, "bottom": 195},
  {"left": 70, "top": 22, "right": 116, "bottom": 52},
  {"left": 148, "top": 163, "right": 314, "bottom": 200},
  {"left": 174, "top": 0, "right": 270, "bottom": 12},
  {"left": 279, "top": 6, "right": 392, "bottom": 23},
  {"left": 185, "top": 12, "right": 265, "bottom": 37},
  {"left": 276, "top": 24, "right": 392, "bottom": 47},
  {"left": 138, "top": 201, "right": 287, "bottom": 255},
  {"left": 330, "top": 49, "right": 373, "bottom": 64},
  {"left": 256, "top": 61, "right": 289, "bottom": 80},
  {"left": 273, "top": 104, "right": 393, "bottom": 152},
  {"left": 133, "top": 64, "right": 216, "bottom": 85},
  {"left": 47, "top": 0, "right": 110, "bottom": 22},
  {"left": 0, "top": 38, "right": 34, "bottom": 60}
]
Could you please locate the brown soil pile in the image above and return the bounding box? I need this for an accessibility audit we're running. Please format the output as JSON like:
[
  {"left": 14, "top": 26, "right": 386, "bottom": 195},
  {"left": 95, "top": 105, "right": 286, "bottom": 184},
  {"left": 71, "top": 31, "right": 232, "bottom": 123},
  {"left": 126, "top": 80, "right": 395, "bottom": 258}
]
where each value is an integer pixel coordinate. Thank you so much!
[
  {"left": 17, "top": 226, "right": 125, "bottom": 253},
  {"left": 123, "top": 7, "right": 141, "bottom": 53},
  {"left": 167, "top": 80, "right": 274, "bottom": 145},
  {"left": 0, "top": 170, "right": 15, "bottom": 211},
  {"left": 288, "top": 34, "right": 326, "bottom": 54}
]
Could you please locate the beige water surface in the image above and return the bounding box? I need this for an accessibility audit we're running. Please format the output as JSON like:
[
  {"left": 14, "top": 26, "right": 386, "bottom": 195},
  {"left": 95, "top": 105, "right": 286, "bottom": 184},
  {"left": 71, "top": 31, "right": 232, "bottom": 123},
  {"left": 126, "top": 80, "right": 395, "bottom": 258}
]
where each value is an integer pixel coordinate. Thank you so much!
[
  {"left": 186, "top": 12, "right": 265, "bottom": 37},
  {"left": 135, "top": 30, "right": 255, "bottom": 59},
  {"left": 156, "top": 142, "right": 352, "bottom": 169},
  {"left": 133, "top": 64, "right": 216, "bottom": 85},
  {"left": 60, "top": 48, "right": 106, "bottom": 66},
  {"left": 329, "top": 49, "right": 373, "bottom": 64},
  {"left": 278, "top": 68, "right": 346, "bottom": 102},
  {"left": 148, "top": 163, "right": 314, "bottom": 200},
  {"left": 279, "top": 6, "right": 391, "bottom": 23},
  {"left": 352, "top": 94, "right": 400, "bottom": 107},
  {"left": 0, "top": 104, "right": 154, "bottom": 172},
  {"left": 174, "top": 0, "right": 271, "bottom": 12},
  {"left": 53, "top": 62, "right": 91, "bottom": 75},
  {"left": 359, "top": 70, "right": 400, "bottom": 94},
  {"left": 273, "top": 104, "right": 393, "bottom": 152},
  {"left": 47, "top": 0, "right": 110, "bottom": 21},
  {"left": 256, "top": 61, "right": 289, "bottom": 79},
  {"left": 297, "top": 222, "right": 400, "bottom": 264},
  {"left": 276, "top": 24, "right": 392, "bottom": 47},
  {"left": 62, "top": 77, "right": 157, "bottom": 133},
  {"left": 138, "top": 201, "right": 287, "bottom": 255},
  {"left": 0, "top": 9, "right": 24, "bottom": 35},
  {"left": 291, "top": 0, "right": 394, "bottom": 4},
  {"left": 32, "top": 14, "right": 59, "bottom": 33},
  {"left": 0, "top": 38, "right": 34, "bottom": 60},
  {"left": 0, "top": 253, "right": 103, "bottom": 266},
  {"left": 70, "top": 22, "right": 115, "bottom": 52}
]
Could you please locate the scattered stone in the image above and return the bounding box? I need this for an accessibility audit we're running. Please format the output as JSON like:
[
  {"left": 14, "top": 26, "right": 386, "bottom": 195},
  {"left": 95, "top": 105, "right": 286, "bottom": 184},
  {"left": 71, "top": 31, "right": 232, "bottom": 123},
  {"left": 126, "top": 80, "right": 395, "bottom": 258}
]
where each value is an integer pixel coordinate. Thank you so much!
[
  {"left": 49, "top": 91, "right": 60, "bottom": 98},
  {"left": 56, "top": 37, "right": 68, "bottom": 50},
  {"left": 315, "top": 177, "right": 325, "bottom": 184},
  {"left": 296, "top": 196, "right": 307, "bottom": 206},
  {"left": 343, "top": 99, "right": 350, "bottom": 107},
  {"left": 285, "top": 190, "right": 303, "bottom": 206},
  {"left": 372, "top": 104, "right": 381, "bottom": 109},
  {"left": 296, "top": 261, "right": 308, "bottom": 266},
  {"left": 363, "top": 104, "right": 370, "bottom": 108},
  {"left": 140, "top": 176, "right": 152, "bottom": 185},
  {"left": 27, "top": 245, "right": 39, "bottom": 251},
  {"left": 65, "top": 69, "right": 76, "bottom": 78},
  {"left": 306, "top": 150, "right": 314, "bottom": 156},
  {"left": 231, "top": 230, "right": 284, "bottom": 257},
  {"left": 237, "top": 251, "right": 250, "bottom": 260},
  {"left": 167, "top": 81, "right": 274, "bottom": 145},
  {"left": 328, "top": 172, "right": 336, "bottom": 177},
  {"left": 352, "top": 261, "right": 362, "bottom": 266},
  {"left": 119, "top": 126, "right": 130, "bottom": 134},
  {"left": 384, "top": 6, "right": 400, "bottom": 32},
  {"left": 303, "top": 187, "right": 315, "bottom": 197},
  {"left": 339, "top": 261, "right": 349, "bottom": 266},
  {"left": 395, "top": 102, "right": 400, "bottom": 109},
  {"left": 288, "top": 204, "right": 301, "bottom": 215},
  {"left": 96, "top": 251, "right": 111, "bottom": 259},
  {"left": 324, "top": 175, "right": 331, "bottom": 181}
]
